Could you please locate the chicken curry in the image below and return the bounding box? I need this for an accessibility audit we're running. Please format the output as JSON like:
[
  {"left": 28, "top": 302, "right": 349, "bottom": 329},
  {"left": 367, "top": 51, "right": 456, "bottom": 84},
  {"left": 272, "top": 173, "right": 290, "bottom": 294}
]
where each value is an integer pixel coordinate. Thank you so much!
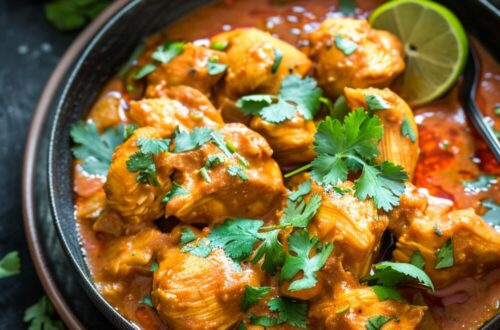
[{"left": 70, "top": 0, "right": 500, "bottom": 329}]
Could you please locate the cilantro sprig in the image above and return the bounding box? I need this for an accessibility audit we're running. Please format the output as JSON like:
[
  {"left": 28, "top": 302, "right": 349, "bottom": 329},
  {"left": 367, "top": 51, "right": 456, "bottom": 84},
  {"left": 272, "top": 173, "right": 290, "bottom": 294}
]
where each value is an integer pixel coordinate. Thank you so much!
[
  {"left": 249, "top": 296, "right": 308, "bottom": 328},
  {"left": 24, "top": 296, "right": 64, "bottom": 330},
  {"left": 152, "top": 41, "right": 184, "bottom": 64},
  {"left": 126, "top": 138, "right": 170, "bottom": 186},
  {"left": 241, "top": 285, "right": 271, "bottom": 311},
  {"left": 0, "top": 251, "right": 20, "bottom": 279}
]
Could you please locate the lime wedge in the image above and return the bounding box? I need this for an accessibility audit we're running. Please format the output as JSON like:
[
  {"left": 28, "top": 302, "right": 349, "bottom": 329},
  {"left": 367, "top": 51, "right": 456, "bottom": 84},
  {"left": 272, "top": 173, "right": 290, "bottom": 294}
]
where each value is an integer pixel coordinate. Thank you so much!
[{"left": 369, "top": 0, "right": 468, "bottom": 107}]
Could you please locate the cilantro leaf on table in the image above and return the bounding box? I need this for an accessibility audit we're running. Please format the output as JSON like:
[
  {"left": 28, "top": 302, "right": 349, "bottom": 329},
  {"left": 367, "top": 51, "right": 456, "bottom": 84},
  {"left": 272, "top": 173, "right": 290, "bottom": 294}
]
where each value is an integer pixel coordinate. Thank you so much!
[
  {"left": 280, "top": 230, "right": 333, "bottom": 291},
  {"left": 288, "top": 180, "right": 312, "bottom": 202},
  {"left": 366, "top": 315, "right": 395, "bottom": 330},
  {"left": 361, "top": 261, "right": 434, "bottom": 291},
  {"left": 268, "top": 296, "right": 308, "bottom": 328},
  {"left": 44, "top": 0, "right": 111, "bottom": 31},
  {"left": 180, "top": 227, "right": 197, "bottom": 244},
  {"left": 462, "top": 175, "right": 497, "bottom": 192},
  {"left": 152, "top": 41, "right": 184, "bottom": 64},
  {"left": 162, "top": 182, "right": 189, "bottom": 203},
  {"left": 24, "top": 296, "right": 64, "bottom": 330},
  {"left": 365, "top": 94, "right": 390, "bottom": 111},
  {"left": 435, "top": 239, "right": 454, "bottom": 269},
  {"left": 280, "top": 194, "right": 322, "bottom": 228},
  {"left": 138, "top": 138, "right": 170, "bottom": 154},
  {"left": 241, "top": 285, "right": 271, "bottom": 311},
  {"left": 482, "top": 199, "right": 500, "bottom": 226},
  {"left": 0, "top": 251, "right": 20, "bottom": 279},
  {"left": 410, "top": 250, "right": 426, "bottom": 269},
  {"left": 208, "top": 218, "right": 264, "bottom": 262},
  {"left": 173, "top": 127, "right": 214, "bottom": 152},
  {"left": 334, "top": 35, "right": 357, "bottom": 56},
  {"left": 70, "top": 121, "right": 125, "bottom": 176},
  {"left": 252, "top": 229, "right": 284, "bottom": 275},
  {"left": 371, "top": 285, "right": 402, "bottom": 302},
  {"left": 207, "top": 59, "right": 228, "bottom": 75}
]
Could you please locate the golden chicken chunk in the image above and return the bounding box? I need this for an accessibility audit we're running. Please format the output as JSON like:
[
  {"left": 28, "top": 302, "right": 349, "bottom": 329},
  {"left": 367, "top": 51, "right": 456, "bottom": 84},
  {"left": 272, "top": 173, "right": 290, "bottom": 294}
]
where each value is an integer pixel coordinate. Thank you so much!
[
  {"left": 146, "top": 43, "right": 227, "bottom": 96},
  {"left": 157, "top": 123, "right": 286, "bottom": 225},
  {"left": 344, "top": 87, "right": 419, "bottom": 178},
  {"left": 250, "top": 113, "right": 316, "bottom": 166},
  {"left": 389, "top": 185, "right": 500, "bottom": 288},
  {"left": 308, "top": 18, "right": 405, "bottom": 98},
  {"left": 152, "top": 247, "right": 260, "bottom": 330},
  {"left": 105, "top": 127, "right": 170, "bottom": 224},
  {"left": 211, "top": 28, "right": 312, "bottom": 98},
  {"left": 129, "top": 85, "right": 224, "bottom": 137}
]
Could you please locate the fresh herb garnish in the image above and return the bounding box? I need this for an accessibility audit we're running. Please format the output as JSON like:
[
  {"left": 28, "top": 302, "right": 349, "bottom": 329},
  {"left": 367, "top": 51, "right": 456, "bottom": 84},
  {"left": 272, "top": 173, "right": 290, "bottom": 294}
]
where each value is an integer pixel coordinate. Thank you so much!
[
  {"left": 248, "top": 314, "right": 280, "bottom": 327},
  {"left": 124, "top": 124, "right": 138, "bottom": 140},
  {"left": 133, "top": 63, "right": 157, "bottom": 80},
  {"left": 280, "top": 230, "right": 333, "bottom": 291},
  {"left": 410, "top": 250, "right": 426, "bottom": 269},
  {"left": 181, "top": 238, "right": 212, "bottom": 257},
  {"left": 227, "top": 165, "right": 248, "bottom": 181},
  {"left": 236, "top": 75, "right": 323, "bottom": 124},
  {"left": 288, "top": 180, "right": 312, "bottom": 202},
  {"left": 251, "top": 229, "right": 284, "bottom": 275},
  {"left": 435, "top": 239, "right": 454, "bottom": 269},
  {"left": 401, "top": 117, "right": 416, "bottom": 143},
  {"left": 137, "top": 138, "right": 170, "bottom": 154},
  {"left": 199, "top": 167, "right": 211, "bottom": 182},
  {"left": 152, "top": 40, "right": 184, "bottom": 64},
  {"left": 371, "top": 285, "right": 402, "bottom": 302},
  {"left": 366, "top": 315, "right": 395, "bottom": 330},
  {"left": 268, "top": 296, "right": 308, "bottom": 328},
  {"left": 70, "top": 121, "right": 125, "bottom": 176},
  {"left": 361, "top": 261, "right": 434, "bottom": 290},
  {"left": 24, "top": 296, "right": 64, "bottom": 330},
  {"left": 162, "top": 181, "right": 189, "bottom": 203},
  {"left": 462, "top": 175, "right": 497, "bottom": 192},
  {"left": 334, "top": 35, "right": 357, "bottom": 56},
  {"left": 126, "top": 152, "right": 158, "bottom": 186},
  {"left": 173, "top": 127, "right": 214, "bottom": 152},
  {"left": 241, "top": 285, "right": 271, "bottom": 311},
  {"left": 205, "top": 154, "right": 224, "bottom": 168},
  {"left": 0, "top": 251, "right": 20, "bottom": 279},
  {"left": 482, "top": 199, "right": 500, "bottom": 226},
  {"left": 139, "top": 295, "right": 154, "bottom": 308},
  {"left": 210, "top": 40, "right": 228, "bottom": 51},
  {"left": 44, "top": 0, "right": 111, "bottom": 31},
  {"left": 207, "top": 58, "right": 228, "bottom": 75},
  {"left": 180, "top": 227, "right": 197, "bottom": 244},
  {"left": 365, "top": 94, "right": 390, "bottom": 111},
  {"left": 272, "top": 48, "right": 283, "bottom": 73},
  {"left": 280, "top": 194, "right": 322, "bottom": 228},
  {"left": 150, "top": 262, "right": 159, "bottom": 272}
]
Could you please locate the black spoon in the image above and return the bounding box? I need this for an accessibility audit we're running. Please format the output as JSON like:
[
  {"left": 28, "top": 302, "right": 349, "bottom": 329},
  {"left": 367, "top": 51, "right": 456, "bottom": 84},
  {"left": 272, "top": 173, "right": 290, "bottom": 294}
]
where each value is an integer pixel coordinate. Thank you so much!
[{"left": 461, "top": 43, "right": 500, "bottom": 164}]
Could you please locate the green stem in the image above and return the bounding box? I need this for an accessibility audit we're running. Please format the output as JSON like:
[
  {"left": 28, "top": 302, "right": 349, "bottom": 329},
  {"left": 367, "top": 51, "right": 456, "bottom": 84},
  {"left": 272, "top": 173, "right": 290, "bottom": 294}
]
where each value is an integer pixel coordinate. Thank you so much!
[{"left": 284, "top": 163, "right": 312, "bottom": 178}]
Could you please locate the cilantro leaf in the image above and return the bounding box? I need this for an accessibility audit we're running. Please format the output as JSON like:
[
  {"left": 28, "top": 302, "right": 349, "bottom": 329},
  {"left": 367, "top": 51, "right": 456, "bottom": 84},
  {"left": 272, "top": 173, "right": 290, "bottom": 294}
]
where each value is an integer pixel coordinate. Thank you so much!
[
  {"left": 235, "top": 95, "right": 275, "bottom": 116},
  {"left": 462, "top": 175, "right": 497, "bottom": 192},
  {"left": 209, "top": 131, "right": 234, "bottom": 157},
  {"left": 372, "top": 285, "right": 402, "bottom": 302},
  {"left": 366, "top": 315, "right": 395, "bottom": 330},
  {"left": 210, "top": 40, "right": 228, "bottom": 50},
  {"left": 133, "top": 63, "right": 157, "bottom": 80},
  {"left": 126, "top": 152, "right": 159, "bottom": 186},
  {"left": 410, "top": 250, "right": 426, "bottom": 269},
  {"left": 139, "top": 295, "right": 154, "bottom": 308},
  {"left": 401, "top": 118, "right": 416, "bottom": 143},
  {"left": 289, "top": 180, "right": 312, "bottom": 202},
  {"left": 181, "top": 238, "right": 212, "bottom": 257},
  {"left": 163, "top": 181, "right": 188, "bottom": 203},
  {"left": 280, "top": 230, "right": 333, "bottom": 291},
  {"left": 280, "top": 194, "right": 322, "bottom": 228},
  {"left": 152, "top": 41, "right": 184, "bottom": 64},
  {"left": 435, "top": 239, "right": 454, "bottom": 269},
  {"left": 237, "top": 322, "right": 247, "bottom": 330},
  {"left": 361, "top": 261, "right": 434, "bottom": 291},
  {"left": 268, "top": 296, "right": 308, "bottom": 328},
  {"left": 482, "top": 199, "right": 500, "bottom": 226},
  {"left": 173, "top": 127, "right": 214, "bottom": 152},
  {"left": 248, "top": 314, "right": 280, "bottom": 327},
  {"left": 208, "top": 218, "right": 264, "bottom": 262},
  {"left": 241, "top": 285, "right": 271, "bottom": 311},
  {"left": 150, "top": 262, "right": 159, "bottom": 272},
  {"left": 70, "top": 121, "right": 125, "bottom": 176},
  {"left": 365, "top": 94, "right": 390, "bottom": 111},
  {"left": 199, "top": 167, "right": 212, "bottom": 183},
  {"left": 138, "top": 138, "right": 170, "bottom": 154},
  {"left": 272, "top": 48, "right": 283, "bottom": 73},
  {"left": 260, "top": 99, "right": 297, "bottom": 123},
  {"left": 334, "top": 35, "right": 357, "bottom": 56},
  {"left": 205, "top": 154, "right": 224, "bottom": 168},
  {"left": 207, "top": 59, "right": 228, "bottom": 75},
  {"left": 180, "top": 227, "right": 197, "bottom": 244},
  {"left": 24, "top": 296, "right": 64, "bottom": 330},
  {"left": 252, "top": 229, "right": 284, "bottom": 275},
  {"left": 0, "top": 251, "right": 20, "bottom": 279},
  {"left": 227, "top": 165, "right": 249, "bottom": 181}
]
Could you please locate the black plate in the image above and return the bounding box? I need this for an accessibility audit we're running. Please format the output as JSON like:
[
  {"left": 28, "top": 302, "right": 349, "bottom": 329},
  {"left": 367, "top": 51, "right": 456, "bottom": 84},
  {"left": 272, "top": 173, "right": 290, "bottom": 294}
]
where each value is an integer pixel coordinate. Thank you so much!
[{"left": 47, "top": 0, "right": 500, "bottom": 328}]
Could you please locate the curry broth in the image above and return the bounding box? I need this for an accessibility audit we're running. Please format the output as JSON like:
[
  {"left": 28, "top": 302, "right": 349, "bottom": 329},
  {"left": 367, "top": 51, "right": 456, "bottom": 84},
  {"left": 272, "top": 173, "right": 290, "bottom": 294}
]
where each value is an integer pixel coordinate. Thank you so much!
[{"left": 72, "top": 0, "right": 500, "bottom": 329}]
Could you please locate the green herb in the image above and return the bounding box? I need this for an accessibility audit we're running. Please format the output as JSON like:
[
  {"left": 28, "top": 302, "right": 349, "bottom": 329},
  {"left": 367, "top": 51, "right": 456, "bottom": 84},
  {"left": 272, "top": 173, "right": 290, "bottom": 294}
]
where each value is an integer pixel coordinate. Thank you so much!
[
  {"left": 44, "top": 0, "right": 111, "bottom": 31},
  {"left": 180, "top": 227, "right": 197, "bottom": 244},
  {"left": 361, "top": 261, "right": 434, "bottom": 291},
  {"left": 210, "top": 40, "right": 229, "bottom": 51},
  {"left": 162, "top": 182, "right": 189, "bottom": 203},
  {"left": 205, "top": 154, "right": 224, "bottom": 168},
  {"left": 248, "top": 314, "right": 280, "bottom": 327},
  {"left": 272, "top": 48, "right": 283, "bottom": 73},
  {"left": 236, "top": 75, "right": 323, "bottom": 124},
  {"left": 280, "top": 230, "right": 334, "bottom": 291},
  {"left": 336, "top": 305, "right": 350, "bottom": 314},
  {"left": 137, "top": 138, "right": 170, "bottom": 154},
  {"left": 173, "top": 127, "right": 214, "bottom": 152},
  {"left": 334, "top": 35, "right": 357, "bottom": 56},
  {"left": 280, "top": 194, "right": 322, "bottom": 228},
  {"left": 152, "top": 41, "right": 184, "bottom": 64},
  {"left": 311, "top": 110, "right": 408, "bottom": 211},
  {"left": 435, "top": 239, "right": 454, "bottom": 269},
  {"left": 199, "top": 167, "right": 212, "bottom": 183},
  {"left": 118, "top": 44, "right": 145, "bottom": 78},
  {"left": 332, "top": 186, "right": 351, "bottom": 196},
  {"left": 237, "top": 322, "right": 247, "bottom": 330},
  {"left": 288, "top": 180, "right": 312, "bottom": 202},
  {"left": 139, "top": 295, "right": 154, "bottom": 308},
  {"left": 209, "top": 131, "right": 234, "bottom": 157},
  {"left": 462, "top": 175, "right": 497, "bottom": 192},
  {"left": 24, "top": 296, "right": 64, "bottom": 330},
  {"left": 365, "top": 94, "right": 390, "bottom": 111},
  {"left": 331, "top": 95, "right": 350, "bottom": 120},
  {"left": 133, "top": 64, "right": 157, "bottom": 80},
  {"left": 401, "top": 118, "right": 416, "bottom": 143},
  {"left": 208, "top": 219, "right": 263, "bottom": 262},
  {"left": 339, "top": 0, "right": 356, "bottom": 16},
  {"left": 207, "top": 59, "right": 228, "bottom": 75},
  {"left": 371, "top": 285, "right": 402, "bottom": 302},
  {"left": 70, "top": 121, "right": 125, "bottom": 176},
  {"left": 150, "top": 262, "right": 159, "bottom": 272},
  {"left": 123, "top": 124, "right": 138, "bottom": 140},
  {"left": 482, "top": 199, "right": 500, "bottom": 226},
  {"left": 366, "top": 315, "right": 395, "bottom": 330},
  {"left": 0, "top": 251, "right": 20, "bottom": 279},
  {"left": 126, "top": 152, "right": 158, "bottom": 186},
  {"left": 251, "top": 229, "right": 284, "bottom": 275},
  {"left": 241, "top": 285, "right": 271, "bottom": 311},
  {"left": 181, "top": 238, "right": 212, "bottom": 257},
  {"left": 227, "top": 165, "right": 249, "bottom": 181},
  {"left": 268, "top": 296, "right": 308, "bottom": 328},
  {"left": 410, "top": 250, "right": 425, "bottom": 269}
]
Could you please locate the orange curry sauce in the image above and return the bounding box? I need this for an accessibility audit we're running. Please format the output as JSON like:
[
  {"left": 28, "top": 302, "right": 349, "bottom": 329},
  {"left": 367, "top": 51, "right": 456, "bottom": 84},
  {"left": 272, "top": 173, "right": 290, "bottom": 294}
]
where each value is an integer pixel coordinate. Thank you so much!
[{"left": 72, "top": 0, "right": 500, "bottom": 329}]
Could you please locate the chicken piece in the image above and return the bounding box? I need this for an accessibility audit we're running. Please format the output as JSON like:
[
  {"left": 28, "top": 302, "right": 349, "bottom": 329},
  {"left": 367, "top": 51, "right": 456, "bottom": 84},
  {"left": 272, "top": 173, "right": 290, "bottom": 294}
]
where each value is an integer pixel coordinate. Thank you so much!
[
  {"left": 308, "top": 18, "right": 405, "bottom": 98},
  {"left": 100, "top": 228, "right": 166, "bottom": 277},
  {"left": 157, "top": 123, "right": 286, "bottom": 225},
  {"left": 129, "top": 86, "right": 224, "bottom": 137},
  {"left": 152, "top": 247, "right": 260, "bottom": 330},
  {"left": 105, "top": 127, "right": 170, "bottom": 224},
  {"left": 211, "top": 28, "right": 312, "bottom": 98},
  {"left": 250, "top": 113, "right": 316, "bottom": 166},
  {"left": 344, "top": 87, "right": 419, "bottom": 178},
  {"left": 389, "top": 185, "right": 500, "bottom": 288},
  {"left": 146, "top": 43, "right": 227, "bottom": 96},
  {"left": 306, "top": 179, "right": 388, "bottom": 278}
]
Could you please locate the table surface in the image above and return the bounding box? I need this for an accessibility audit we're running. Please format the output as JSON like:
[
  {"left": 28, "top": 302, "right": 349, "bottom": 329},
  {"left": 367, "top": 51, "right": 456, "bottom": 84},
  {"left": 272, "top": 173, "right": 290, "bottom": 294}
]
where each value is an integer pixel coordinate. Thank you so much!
[{"left": 0, "top": 0, "right": 499, "bottom": 329}]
